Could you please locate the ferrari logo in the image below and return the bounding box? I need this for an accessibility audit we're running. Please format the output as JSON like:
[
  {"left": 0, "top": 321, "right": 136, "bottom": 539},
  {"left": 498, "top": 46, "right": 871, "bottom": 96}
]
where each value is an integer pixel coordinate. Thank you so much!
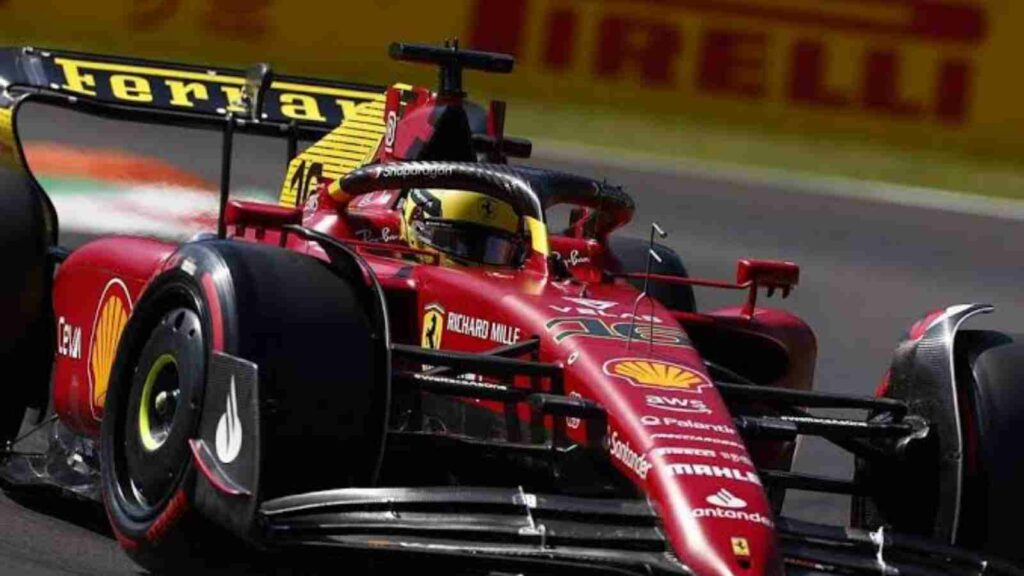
[
  {"left": 731, "top": 537, "right": 751, "bottom": 557},
  {"left": 421, "top": 303, "right": 445, "bottom": 350},
  {"left": 604, "top": 358, "right": 710, "bottom": 391},
  {"left": 479, "top": 198, "right": 495, "bottom": 221}
]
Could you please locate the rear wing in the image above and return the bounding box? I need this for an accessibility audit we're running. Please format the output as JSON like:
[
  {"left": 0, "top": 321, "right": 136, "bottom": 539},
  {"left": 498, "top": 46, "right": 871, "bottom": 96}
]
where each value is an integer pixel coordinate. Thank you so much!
[
  {"left": 0, "top": 46, "right": 387, "bottom": 135},
  {"left": 0, "top": 46, "right": 394, "bottom": 239},
  {"left": 0, "top": 46, "right": 392, "bottom": 174}
]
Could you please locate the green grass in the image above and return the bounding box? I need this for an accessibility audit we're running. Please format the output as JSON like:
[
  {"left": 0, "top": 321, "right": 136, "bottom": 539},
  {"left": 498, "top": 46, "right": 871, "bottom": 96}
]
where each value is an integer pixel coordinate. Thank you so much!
[{"left": 499, "top": 98, "right": 1024, "bottom": 201}]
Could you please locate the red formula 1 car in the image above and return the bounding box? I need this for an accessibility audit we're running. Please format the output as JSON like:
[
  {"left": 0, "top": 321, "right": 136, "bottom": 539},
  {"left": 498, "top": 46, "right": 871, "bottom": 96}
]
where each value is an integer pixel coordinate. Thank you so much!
[{"left": 2, "top": 42, "right": 1024, "bottom": 576}]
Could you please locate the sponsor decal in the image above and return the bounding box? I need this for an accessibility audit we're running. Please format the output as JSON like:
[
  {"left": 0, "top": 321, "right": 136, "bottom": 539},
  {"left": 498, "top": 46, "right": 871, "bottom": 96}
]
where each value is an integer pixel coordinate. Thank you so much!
[
  {"left": 471, "top": 2, "right": 982, "bottom": 127},
  {"left": 608, "top": 429, "right": 652, "bottom": 480},
  {"left": 89, "top": 279, "right": 133, "bottom": 417},
  {"left": 606, "top": 359, "right": 710, "bottom": 392},
  {"left": 49, "top": 56, "right": 383, "bottom": 126},
  {"left": 546, "top": 317, "right": 688, "bottom": 346},
  {"left": 566, "top": 249, "right": 591, "bottom": 267},
  {"left": 651, "top": 446, "right": 755, "bottom": 467},
  {"left": 215, "top": 376, "right": 243, "bottom": 464},
  {"left": 641, "top": 416, "right": 736, "bottom": 436},
  {"left": 782, "top": 415, "right": 871, "bottom": 428},
  {"left": 355, "top": 226, "right": 400, "bottom": 243},
  {"left": 707, "top": 488, "right": 747, "bottom": 509},
  {"left": 417, "top": 372, "right": 505, "bottom": 391},
  {"left": 692, "top": 507, "right": 774, "bottom": 529},
  {"left": 732, "top": 537, "right": 751, "bottom": 557},
  {"left": 719, "top": 452, "right": 755, "bottom": 467},
  {"left": 645, "top": 394, "right": 709, "bottom": 413},
  {"left": 650, "top": 434, "right": 746, "bottom": 450},
  {"left": 421, "top": 303, "right": 445, "bottom": 349},
  {"left": 550, "top": 297, "right": 663, "bottom": 323},
  {"left": 563, "top": 297, "right": 616, "bottom": 311},
  {"left": 567, "top": 391, "right": 582, "bottom": 429},
  {"left": 56, "top": 317, "right": 82, "bottom": 360},
  {"left": 670, "top": 462, "right": 762, "bottom": 486},
  {"left": 447, "top": 311, "right": 521, "bottom": 346},
  {"left": 379, "top": 164, "right": 454, "bottom": 179},
  {"left": 651, "top": 446, "right": 717, "bottom": 459}
]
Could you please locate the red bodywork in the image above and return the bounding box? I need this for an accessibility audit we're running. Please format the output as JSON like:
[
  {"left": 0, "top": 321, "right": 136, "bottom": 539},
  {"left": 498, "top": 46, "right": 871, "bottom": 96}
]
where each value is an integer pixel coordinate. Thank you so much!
[{"left": 49, "top": 88, "right": 816, "bottom": 576}]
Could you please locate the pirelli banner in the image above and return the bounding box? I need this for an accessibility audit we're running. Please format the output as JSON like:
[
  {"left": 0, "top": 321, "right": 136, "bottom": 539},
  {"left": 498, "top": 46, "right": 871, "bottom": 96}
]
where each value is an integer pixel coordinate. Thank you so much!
[{"left": 0, "top": 0, "right": 1019, "bottom": 159}]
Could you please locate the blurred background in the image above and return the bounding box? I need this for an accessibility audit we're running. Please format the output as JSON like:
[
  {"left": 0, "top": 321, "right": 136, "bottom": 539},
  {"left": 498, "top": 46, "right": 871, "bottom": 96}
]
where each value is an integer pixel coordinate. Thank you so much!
[
  {"left": 5, "top": 0, "right": 1023, "bottom": 194},
  {"left": 2, "top": 1, "right": 1024, "bottom": 574}
]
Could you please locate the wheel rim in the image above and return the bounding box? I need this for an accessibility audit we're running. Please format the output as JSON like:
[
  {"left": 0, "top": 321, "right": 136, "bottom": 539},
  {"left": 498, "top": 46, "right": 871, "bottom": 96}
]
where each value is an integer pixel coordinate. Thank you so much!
[
  {"left": 137, "top": 353, "right": 180, "bottom": 452},
  {"left": 116, "top": 305, "right": 205, "bottom": 519}
]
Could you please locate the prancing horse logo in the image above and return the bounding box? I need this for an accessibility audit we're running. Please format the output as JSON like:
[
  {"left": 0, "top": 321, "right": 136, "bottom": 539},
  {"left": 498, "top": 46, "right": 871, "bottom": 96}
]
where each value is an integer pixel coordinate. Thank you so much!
[{"left": 421, "top": 303, "right": 446, "bottom": 350}]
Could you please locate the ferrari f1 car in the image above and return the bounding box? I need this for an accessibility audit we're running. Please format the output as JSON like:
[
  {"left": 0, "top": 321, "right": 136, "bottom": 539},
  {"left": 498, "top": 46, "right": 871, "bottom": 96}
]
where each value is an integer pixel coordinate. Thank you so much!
[{"left": 1, "top": 42, "right": 1023, "bottom": 576}]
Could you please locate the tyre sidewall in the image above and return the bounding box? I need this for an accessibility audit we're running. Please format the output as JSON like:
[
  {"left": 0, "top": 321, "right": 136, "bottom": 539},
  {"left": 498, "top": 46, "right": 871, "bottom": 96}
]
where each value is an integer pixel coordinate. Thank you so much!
[
  {"left": 956, "top": 331, "right": 1024, "bottom": 558},
  {"left": 100, "top": 271, "right": 212, "bottom": 553}
]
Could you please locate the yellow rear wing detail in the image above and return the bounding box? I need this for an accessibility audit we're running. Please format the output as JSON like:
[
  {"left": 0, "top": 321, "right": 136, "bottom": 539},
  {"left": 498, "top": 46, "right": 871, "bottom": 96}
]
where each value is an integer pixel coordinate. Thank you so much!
[{"left": 279, "top": 83, "right": 412, "bottom": 207}]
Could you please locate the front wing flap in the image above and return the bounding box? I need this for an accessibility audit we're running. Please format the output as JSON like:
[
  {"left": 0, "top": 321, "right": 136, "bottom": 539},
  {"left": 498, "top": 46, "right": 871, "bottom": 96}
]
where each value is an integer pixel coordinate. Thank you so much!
[{"left": 257, "top": 486, "right": 1022, "bottom": 576}]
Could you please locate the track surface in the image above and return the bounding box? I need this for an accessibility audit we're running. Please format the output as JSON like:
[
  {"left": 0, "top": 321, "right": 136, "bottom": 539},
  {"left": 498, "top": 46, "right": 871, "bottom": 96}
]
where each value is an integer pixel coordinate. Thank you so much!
[{"left": 5, "top": 104, "right": 1024, "bottom": 575}]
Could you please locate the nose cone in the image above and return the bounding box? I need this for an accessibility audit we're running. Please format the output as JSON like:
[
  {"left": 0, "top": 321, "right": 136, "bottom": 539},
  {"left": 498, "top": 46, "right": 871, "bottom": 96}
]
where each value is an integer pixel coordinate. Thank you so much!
[
  {"left": 645, "top": 450, "right": 784, "bottom": 576},
  {"left": 598, "top": 357, "right": 785, "bottom": 575}
]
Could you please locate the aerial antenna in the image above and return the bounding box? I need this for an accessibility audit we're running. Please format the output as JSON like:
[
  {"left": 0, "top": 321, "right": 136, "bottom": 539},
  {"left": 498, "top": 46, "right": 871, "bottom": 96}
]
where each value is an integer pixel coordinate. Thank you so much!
[{"left": 626, "top": 222, "right": 667, "bottom": 352}]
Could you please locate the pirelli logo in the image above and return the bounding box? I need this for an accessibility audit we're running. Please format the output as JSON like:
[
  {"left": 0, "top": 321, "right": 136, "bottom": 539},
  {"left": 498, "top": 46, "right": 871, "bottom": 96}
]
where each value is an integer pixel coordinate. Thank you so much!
[
  {"left": 47, "top": 57, "right": 386, "bottom": 126},
  {"left": 470, "top": 0, "right": 988, "bottom": 125}
]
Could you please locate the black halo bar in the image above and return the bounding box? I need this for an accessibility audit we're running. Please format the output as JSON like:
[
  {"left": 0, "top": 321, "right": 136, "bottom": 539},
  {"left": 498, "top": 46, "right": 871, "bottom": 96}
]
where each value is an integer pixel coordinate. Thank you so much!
[
  {"left": 716, "top": 381, "right": 908, "bottom": 417},
  {"left": 734, "top": 415, "right": 916, "bottom": 441}
]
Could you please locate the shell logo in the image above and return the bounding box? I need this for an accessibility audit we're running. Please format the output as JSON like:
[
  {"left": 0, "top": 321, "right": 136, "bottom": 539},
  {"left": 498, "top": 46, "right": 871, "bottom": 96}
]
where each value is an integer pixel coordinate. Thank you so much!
[
  {"left": 89, "top": 279, "right": 133, "bottom": 417},
  {"left": 604, "top": 358, "right": 710, "bottom": 391}
]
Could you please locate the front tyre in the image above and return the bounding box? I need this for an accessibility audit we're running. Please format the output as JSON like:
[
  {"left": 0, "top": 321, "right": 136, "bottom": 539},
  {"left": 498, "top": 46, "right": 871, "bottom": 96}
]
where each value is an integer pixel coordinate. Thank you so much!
[
  {"left": 854, "top": 329, "right": 1024, "bottom": 564},
  {"left": 100, "top": 275, "right": 230, "bottom": 573},
  {"left": 100, "top": 240, "right": 389, "bottom": 573},
  {"left": 952, "top": 330, "right": 1024, "bottom": 561}
]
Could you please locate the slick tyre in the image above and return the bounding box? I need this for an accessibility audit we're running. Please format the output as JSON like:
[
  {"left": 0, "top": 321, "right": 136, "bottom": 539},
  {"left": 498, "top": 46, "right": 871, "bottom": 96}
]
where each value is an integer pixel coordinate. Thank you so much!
[
  {"left": 950, "top": 330, "right": 1024, "bottom": 562},
  {"left": 99, "top": 271, "right": 231, "bottom": 574},
  {"left": 101, "top": 240, "right": 387, "bottom": 573},
  {"left": 607, "top": 236, "right": 696, "bottom": 313},
  {"left": 853, "top": 330, "right": 1024, "bottom": 563}
]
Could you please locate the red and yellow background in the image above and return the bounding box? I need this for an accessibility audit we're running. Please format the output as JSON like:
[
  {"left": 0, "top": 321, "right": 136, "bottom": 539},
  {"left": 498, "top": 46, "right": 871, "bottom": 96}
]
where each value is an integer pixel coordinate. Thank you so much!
[{"left": 0, "top": 0, "right": 1019, "bottom": 160}]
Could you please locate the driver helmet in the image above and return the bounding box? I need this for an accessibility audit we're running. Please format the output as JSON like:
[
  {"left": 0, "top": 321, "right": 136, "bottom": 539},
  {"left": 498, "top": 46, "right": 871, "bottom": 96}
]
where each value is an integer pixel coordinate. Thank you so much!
[{"left": 401, "top": 188, "right": 523, "bottom": 266}]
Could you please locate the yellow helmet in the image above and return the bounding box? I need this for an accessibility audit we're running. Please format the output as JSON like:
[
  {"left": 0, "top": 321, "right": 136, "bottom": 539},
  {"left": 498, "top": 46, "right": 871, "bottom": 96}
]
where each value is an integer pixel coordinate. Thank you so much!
[{"left": 402, "top": 188, "right": 523, "bottom": 266}]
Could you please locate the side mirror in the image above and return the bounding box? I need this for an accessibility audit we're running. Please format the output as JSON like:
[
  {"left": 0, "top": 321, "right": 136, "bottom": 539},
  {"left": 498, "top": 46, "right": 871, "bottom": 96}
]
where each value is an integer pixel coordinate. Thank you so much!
[
  {"left": 566, "top": 207, "right": 594, "bottom": 238},
  {"left": 240, "top": 62, "right": 273, "bottom": 121},
  {"left": 737, "top": 259, "right": 799, "bottom": 297}
]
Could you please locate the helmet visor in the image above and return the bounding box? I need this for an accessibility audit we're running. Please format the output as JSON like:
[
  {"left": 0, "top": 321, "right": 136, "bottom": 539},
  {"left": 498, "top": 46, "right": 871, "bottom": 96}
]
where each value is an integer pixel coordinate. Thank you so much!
[{"left": 415, "top": 219, "right": 519, "bottom": 266}]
